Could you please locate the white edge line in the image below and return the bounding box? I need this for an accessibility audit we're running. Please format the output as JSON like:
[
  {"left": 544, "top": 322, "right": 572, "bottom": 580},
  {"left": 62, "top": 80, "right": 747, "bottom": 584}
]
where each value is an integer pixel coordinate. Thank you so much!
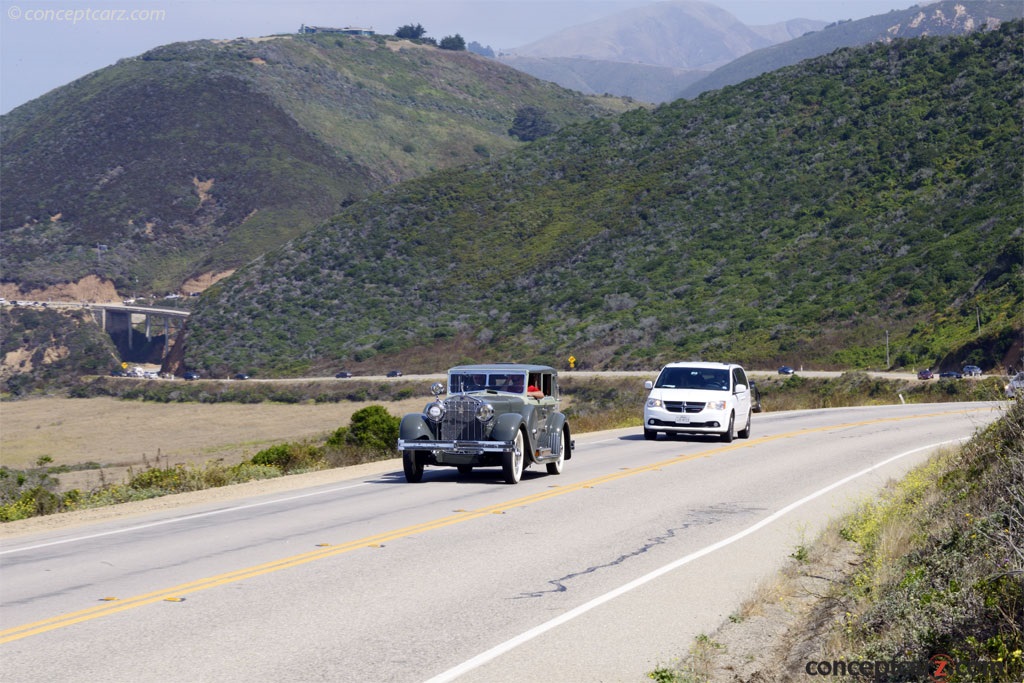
[
  {"left": 422, "top": 437, "right": 968, "bottom": 683},
  {"left": 0, "top": 482, "right": 371, "bottom": 555}
]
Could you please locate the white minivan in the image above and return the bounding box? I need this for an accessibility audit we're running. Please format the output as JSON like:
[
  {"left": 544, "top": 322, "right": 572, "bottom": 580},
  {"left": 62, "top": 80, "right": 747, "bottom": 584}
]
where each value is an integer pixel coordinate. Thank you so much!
[{"left": 643, "top": 362, "right": 753, "bottom": 442}]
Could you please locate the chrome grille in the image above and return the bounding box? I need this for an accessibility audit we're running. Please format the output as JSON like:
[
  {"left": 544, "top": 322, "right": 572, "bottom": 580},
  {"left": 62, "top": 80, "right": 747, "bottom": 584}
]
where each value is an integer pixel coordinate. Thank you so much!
[
  {"left": 441, "top": 396, "right": 486, "bottom": 441},
  {"left": 664, "top": 401, "right": 705, "bottom": 414}
]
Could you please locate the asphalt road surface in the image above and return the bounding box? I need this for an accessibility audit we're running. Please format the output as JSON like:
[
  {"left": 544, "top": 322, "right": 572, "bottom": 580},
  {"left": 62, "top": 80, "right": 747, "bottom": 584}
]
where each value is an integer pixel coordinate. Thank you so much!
[{"left": 0, "top": 401, "right": 1005, "bottom": 683}]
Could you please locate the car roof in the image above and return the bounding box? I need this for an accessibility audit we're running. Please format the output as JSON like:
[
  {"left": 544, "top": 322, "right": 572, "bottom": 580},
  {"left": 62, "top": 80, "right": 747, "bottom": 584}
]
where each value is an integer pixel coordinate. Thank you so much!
[
  {"left": 659, "top": 361, "right": 743, "bottom": 370},
  {"left": 448, "top": 363, "right": 556, "bottom": 374}
]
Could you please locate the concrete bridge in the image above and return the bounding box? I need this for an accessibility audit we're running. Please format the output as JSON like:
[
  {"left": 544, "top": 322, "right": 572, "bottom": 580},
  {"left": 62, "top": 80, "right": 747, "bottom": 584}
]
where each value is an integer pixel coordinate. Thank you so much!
[
  {"left": 88, "top": 303, "right": 189, "bottom": 357},
  {"left": 4, "top": 299, "right": 191, "bottom": 367}
]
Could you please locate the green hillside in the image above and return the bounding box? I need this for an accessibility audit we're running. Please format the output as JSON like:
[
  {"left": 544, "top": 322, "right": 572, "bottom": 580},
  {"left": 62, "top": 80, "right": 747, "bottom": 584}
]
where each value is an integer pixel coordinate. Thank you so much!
[
  {"left": 0, "top": 33, "right": 622, "bottom": 294},
  {"left": 180, "top": 24, "right": 1021, "bottom": 377}
]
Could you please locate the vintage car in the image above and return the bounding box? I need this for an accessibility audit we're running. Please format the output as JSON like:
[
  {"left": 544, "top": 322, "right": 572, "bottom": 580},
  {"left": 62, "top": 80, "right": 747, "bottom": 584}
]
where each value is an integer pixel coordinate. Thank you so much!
[{"left": 397, "top": 363, "right": 574, "bottom": 484}]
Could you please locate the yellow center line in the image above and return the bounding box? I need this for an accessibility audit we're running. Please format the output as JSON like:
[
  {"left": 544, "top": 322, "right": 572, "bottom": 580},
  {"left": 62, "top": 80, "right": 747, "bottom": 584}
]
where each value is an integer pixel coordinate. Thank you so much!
[{"left": 0, "top": 406, "right": 992, "bottom": 644}]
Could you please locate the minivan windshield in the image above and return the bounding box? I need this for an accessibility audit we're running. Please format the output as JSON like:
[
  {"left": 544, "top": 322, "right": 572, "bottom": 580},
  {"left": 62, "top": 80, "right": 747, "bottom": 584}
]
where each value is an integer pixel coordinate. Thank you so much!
[
  {"left": 655, "top": 367, "right": 729, "bottom": 391},
  {"left": 449, "top": 372, "right": 526, "bottom": 394}
]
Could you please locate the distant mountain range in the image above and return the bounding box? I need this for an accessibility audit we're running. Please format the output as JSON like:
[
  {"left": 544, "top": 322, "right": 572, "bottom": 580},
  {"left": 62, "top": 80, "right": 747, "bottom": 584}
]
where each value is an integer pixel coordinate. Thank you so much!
[
  {"left": 497, "top": 0, "right": 1023, "bottom": 102},
  {"left": 0, "top": 35, "right": 626, "bottom": 295},
  {"left": 180, "top": 24, "right": 1022, "bottom": 377}
]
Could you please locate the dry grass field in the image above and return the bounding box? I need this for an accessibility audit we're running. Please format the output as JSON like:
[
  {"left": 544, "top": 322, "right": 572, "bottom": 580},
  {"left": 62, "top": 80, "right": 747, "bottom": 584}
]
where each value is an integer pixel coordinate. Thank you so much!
[{"left": 1, "top": 396, "right": 428, "bottom": 490}]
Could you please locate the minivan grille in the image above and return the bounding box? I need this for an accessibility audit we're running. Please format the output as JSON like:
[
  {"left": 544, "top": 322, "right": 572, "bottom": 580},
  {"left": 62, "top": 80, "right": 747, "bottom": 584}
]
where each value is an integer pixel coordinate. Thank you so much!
[{"left": 664, "top": 401, "right": 705, "bottom": 414}]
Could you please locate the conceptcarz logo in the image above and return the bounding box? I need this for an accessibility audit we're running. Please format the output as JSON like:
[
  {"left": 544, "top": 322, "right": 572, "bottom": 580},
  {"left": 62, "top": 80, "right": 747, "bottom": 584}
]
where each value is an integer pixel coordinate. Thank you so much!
[{"left": 802, "top": 653, "right": 1009, "bottom": 680}]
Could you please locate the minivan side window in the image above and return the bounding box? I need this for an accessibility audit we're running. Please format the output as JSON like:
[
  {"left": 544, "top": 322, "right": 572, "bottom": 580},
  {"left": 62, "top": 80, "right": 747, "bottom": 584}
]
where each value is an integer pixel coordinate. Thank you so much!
[{"left": 732, "top": 368, "right": 747, "bottom": 391}]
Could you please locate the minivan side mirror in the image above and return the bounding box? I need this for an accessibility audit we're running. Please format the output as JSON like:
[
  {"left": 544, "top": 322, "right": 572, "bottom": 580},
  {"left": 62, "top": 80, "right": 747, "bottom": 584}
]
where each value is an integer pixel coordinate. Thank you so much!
[
  {"left": 734, "top": 384, "right": 748, "bottom": 394},
  {"left": 644, "top": 380, "right": 653, "bottom": 390}
]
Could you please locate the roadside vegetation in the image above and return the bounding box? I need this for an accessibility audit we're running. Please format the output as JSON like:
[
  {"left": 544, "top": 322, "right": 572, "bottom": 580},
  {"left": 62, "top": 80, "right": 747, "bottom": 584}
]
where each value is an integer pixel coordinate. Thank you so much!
[
  {"left": 0, "top": 405, "right": 399, "bottom": 522},
  {"left": 649, "top": 398, "right": 1023, "bottom": 683}
]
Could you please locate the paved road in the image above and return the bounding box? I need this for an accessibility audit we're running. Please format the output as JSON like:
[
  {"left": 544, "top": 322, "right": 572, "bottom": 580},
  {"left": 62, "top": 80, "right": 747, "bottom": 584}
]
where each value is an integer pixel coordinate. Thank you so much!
[{"left": 0, "top": 401, "right": 1005, "bottom": 682}]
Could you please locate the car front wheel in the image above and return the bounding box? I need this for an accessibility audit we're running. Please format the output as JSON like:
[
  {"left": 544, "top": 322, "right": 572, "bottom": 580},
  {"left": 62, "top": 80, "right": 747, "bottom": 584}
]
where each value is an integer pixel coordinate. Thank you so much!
[
  {"left": 643, "top": 428, "right": 658, "bottom": 441},
  {"left": 503, "top": 429, "right": 525, "bottom": 484},
  {"left": 738, "top": 410, "right": 752, "bottom": 439},
  {"left": 720, "top": 413, "right": 735, "bottom": 443},
  {"left": 403, "top": 450, "right": 425, "bottom": 483}
]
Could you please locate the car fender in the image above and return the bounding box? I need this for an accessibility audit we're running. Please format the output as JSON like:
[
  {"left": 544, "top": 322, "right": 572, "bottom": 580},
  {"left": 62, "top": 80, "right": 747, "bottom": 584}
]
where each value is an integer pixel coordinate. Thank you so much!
[
  {"left": 492, "top": 412, "right": 527, "bottom": 446},
  {"left": 399, "top": 414, "right": 434, "bottom": 443}
]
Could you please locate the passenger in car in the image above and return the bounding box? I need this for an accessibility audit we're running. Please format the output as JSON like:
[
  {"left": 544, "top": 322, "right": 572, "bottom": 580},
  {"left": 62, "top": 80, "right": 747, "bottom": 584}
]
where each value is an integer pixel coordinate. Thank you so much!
[{"left": 527, "top": 374, "right": 544, "bottom": 399}]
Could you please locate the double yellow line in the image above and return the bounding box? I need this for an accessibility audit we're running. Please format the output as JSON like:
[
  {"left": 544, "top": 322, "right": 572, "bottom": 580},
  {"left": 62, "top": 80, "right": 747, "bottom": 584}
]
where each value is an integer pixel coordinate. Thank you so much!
[{"left": 0, "top": 406, "right": 990, "bottom": 643}]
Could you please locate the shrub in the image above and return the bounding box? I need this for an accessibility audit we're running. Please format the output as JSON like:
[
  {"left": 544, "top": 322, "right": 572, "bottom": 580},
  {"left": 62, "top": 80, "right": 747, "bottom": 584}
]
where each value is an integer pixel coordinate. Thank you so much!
[
  {"left": 345, "top": 405, "right": 399, "bottom": 454},
  {"left": 250, "top": 442, "right": 325, "bottom": 473}
]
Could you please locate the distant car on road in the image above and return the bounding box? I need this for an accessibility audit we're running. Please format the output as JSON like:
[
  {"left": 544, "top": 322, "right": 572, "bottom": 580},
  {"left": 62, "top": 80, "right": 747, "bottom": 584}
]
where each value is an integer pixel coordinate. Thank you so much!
[
  {"left": 777, "top": 366, "right": 795, "bottom": 375},
  {"left": 335, "top": 370, "right": 353, "bottom": 378},
  {"left": 962, "top": 365, "right": 982, "bottom": 377},
  {"left": 183, "top": 371, "right": 201, "bottom": 380},
  {"left": 386, "top": 370, "right": 403, "bottom": 378},
  {"left": 939, "top": 371, "right": 961, "bottom": 379},
  {"left": 233, "top": 373, "right": 250, "bottom": 380},
  {"left": 917, "top": 369, "right": 934, "bottom": 380}
]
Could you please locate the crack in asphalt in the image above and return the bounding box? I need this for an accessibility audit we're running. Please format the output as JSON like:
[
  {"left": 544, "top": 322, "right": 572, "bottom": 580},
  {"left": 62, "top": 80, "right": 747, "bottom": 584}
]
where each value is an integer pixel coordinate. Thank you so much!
[{"left": 515, "top": 503, "right": 762, "bottom": 599}]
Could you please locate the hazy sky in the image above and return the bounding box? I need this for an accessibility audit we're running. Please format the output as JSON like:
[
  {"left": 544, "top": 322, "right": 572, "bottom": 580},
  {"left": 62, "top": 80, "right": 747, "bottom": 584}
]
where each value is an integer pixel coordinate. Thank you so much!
[{"left": 1, "top": 0, "right": 915, "bottom": 114}]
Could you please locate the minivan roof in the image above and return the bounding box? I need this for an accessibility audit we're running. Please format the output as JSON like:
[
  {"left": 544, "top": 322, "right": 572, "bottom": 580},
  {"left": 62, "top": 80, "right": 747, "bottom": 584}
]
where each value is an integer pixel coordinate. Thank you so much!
[{"left": 659, "top": 362, "right": 742, "bottom": 369}]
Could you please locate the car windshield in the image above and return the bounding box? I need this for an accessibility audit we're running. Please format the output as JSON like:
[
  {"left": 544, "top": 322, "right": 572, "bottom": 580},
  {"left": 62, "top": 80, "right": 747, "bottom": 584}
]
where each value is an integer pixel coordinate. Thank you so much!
[
  {"left": 655, "top": 367, "right": 730, "bottom": 391},
  {"left": 449, "top": 372, "right": 526, "bottom": 394}
]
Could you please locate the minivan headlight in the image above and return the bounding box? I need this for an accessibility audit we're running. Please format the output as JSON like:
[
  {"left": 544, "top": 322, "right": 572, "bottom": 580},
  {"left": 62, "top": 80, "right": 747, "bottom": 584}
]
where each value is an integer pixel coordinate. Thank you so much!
[
  {"left": 706, "top": 401, "right": 727, "bottom": 411},
  {"left": 646, "top": 398, "right": 663, "bottom": 408}
]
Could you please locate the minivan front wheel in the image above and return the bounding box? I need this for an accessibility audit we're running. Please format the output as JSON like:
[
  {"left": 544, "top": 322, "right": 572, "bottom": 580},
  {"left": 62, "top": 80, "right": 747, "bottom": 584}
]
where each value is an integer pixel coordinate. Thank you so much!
[
  {"left": 738, "top": 410, "right": 752, "bottom": 439},
  {"left": 720, "top": 413, "right": 735, "bottom": 443}
]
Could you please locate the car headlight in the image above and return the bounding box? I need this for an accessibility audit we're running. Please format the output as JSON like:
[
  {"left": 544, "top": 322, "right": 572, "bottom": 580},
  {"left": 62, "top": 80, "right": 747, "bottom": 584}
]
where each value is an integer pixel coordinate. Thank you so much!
[
  {"left": 475, "top": 403, "right": 494, "bottom": 422},
  {"left": 425, "top": 402, "right": 445, "bottom": 422},
  {"left": 706, "top": 400, "right": 727, "bottom": 411},
  {"left": 646, "top": 398, "right": 662, "bottom": 408}
]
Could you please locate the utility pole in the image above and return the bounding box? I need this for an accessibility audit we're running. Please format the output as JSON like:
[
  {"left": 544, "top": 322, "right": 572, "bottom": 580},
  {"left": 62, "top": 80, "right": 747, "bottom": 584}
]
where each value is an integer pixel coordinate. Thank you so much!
[{"left": 885, "top": 330, "right": 890, "bottom": 369}]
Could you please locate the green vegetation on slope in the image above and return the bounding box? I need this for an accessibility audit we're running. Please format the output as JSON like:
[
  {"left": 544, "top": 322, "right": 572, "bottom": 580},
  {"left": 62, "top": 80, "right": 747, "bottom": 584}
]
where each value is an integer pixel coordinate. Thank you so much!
[
  {"left": 831, "top": 399, "right": 1023, "bottom": 680},
  {"left": 0, "top": 33, "right": 622, "bottom": 293},
  {"left": 185, "top": 24, "right": 1023, "bottom": 376},
  {"left": 0, "top": 307, "right": 119, "bottom": 396}
]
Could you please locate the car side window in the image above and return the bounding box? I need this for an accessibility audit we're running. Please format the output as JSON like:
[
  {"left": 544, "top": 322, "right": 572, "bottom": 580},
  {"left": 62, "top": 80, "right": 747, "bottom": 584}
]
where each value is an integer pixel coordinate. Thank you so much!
[{"left": 732, "top": 368, "right": 747, "bottom": 392}]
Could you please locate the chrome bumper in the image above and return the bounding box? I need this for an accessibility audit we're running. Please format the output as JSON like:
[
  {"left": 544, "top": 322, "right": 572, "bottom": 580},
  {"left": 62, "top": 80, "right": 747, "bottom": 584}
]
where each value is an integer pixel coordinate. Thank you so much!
[{"left": 397, "top": 439, "right": 513, "bottom": 454}]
